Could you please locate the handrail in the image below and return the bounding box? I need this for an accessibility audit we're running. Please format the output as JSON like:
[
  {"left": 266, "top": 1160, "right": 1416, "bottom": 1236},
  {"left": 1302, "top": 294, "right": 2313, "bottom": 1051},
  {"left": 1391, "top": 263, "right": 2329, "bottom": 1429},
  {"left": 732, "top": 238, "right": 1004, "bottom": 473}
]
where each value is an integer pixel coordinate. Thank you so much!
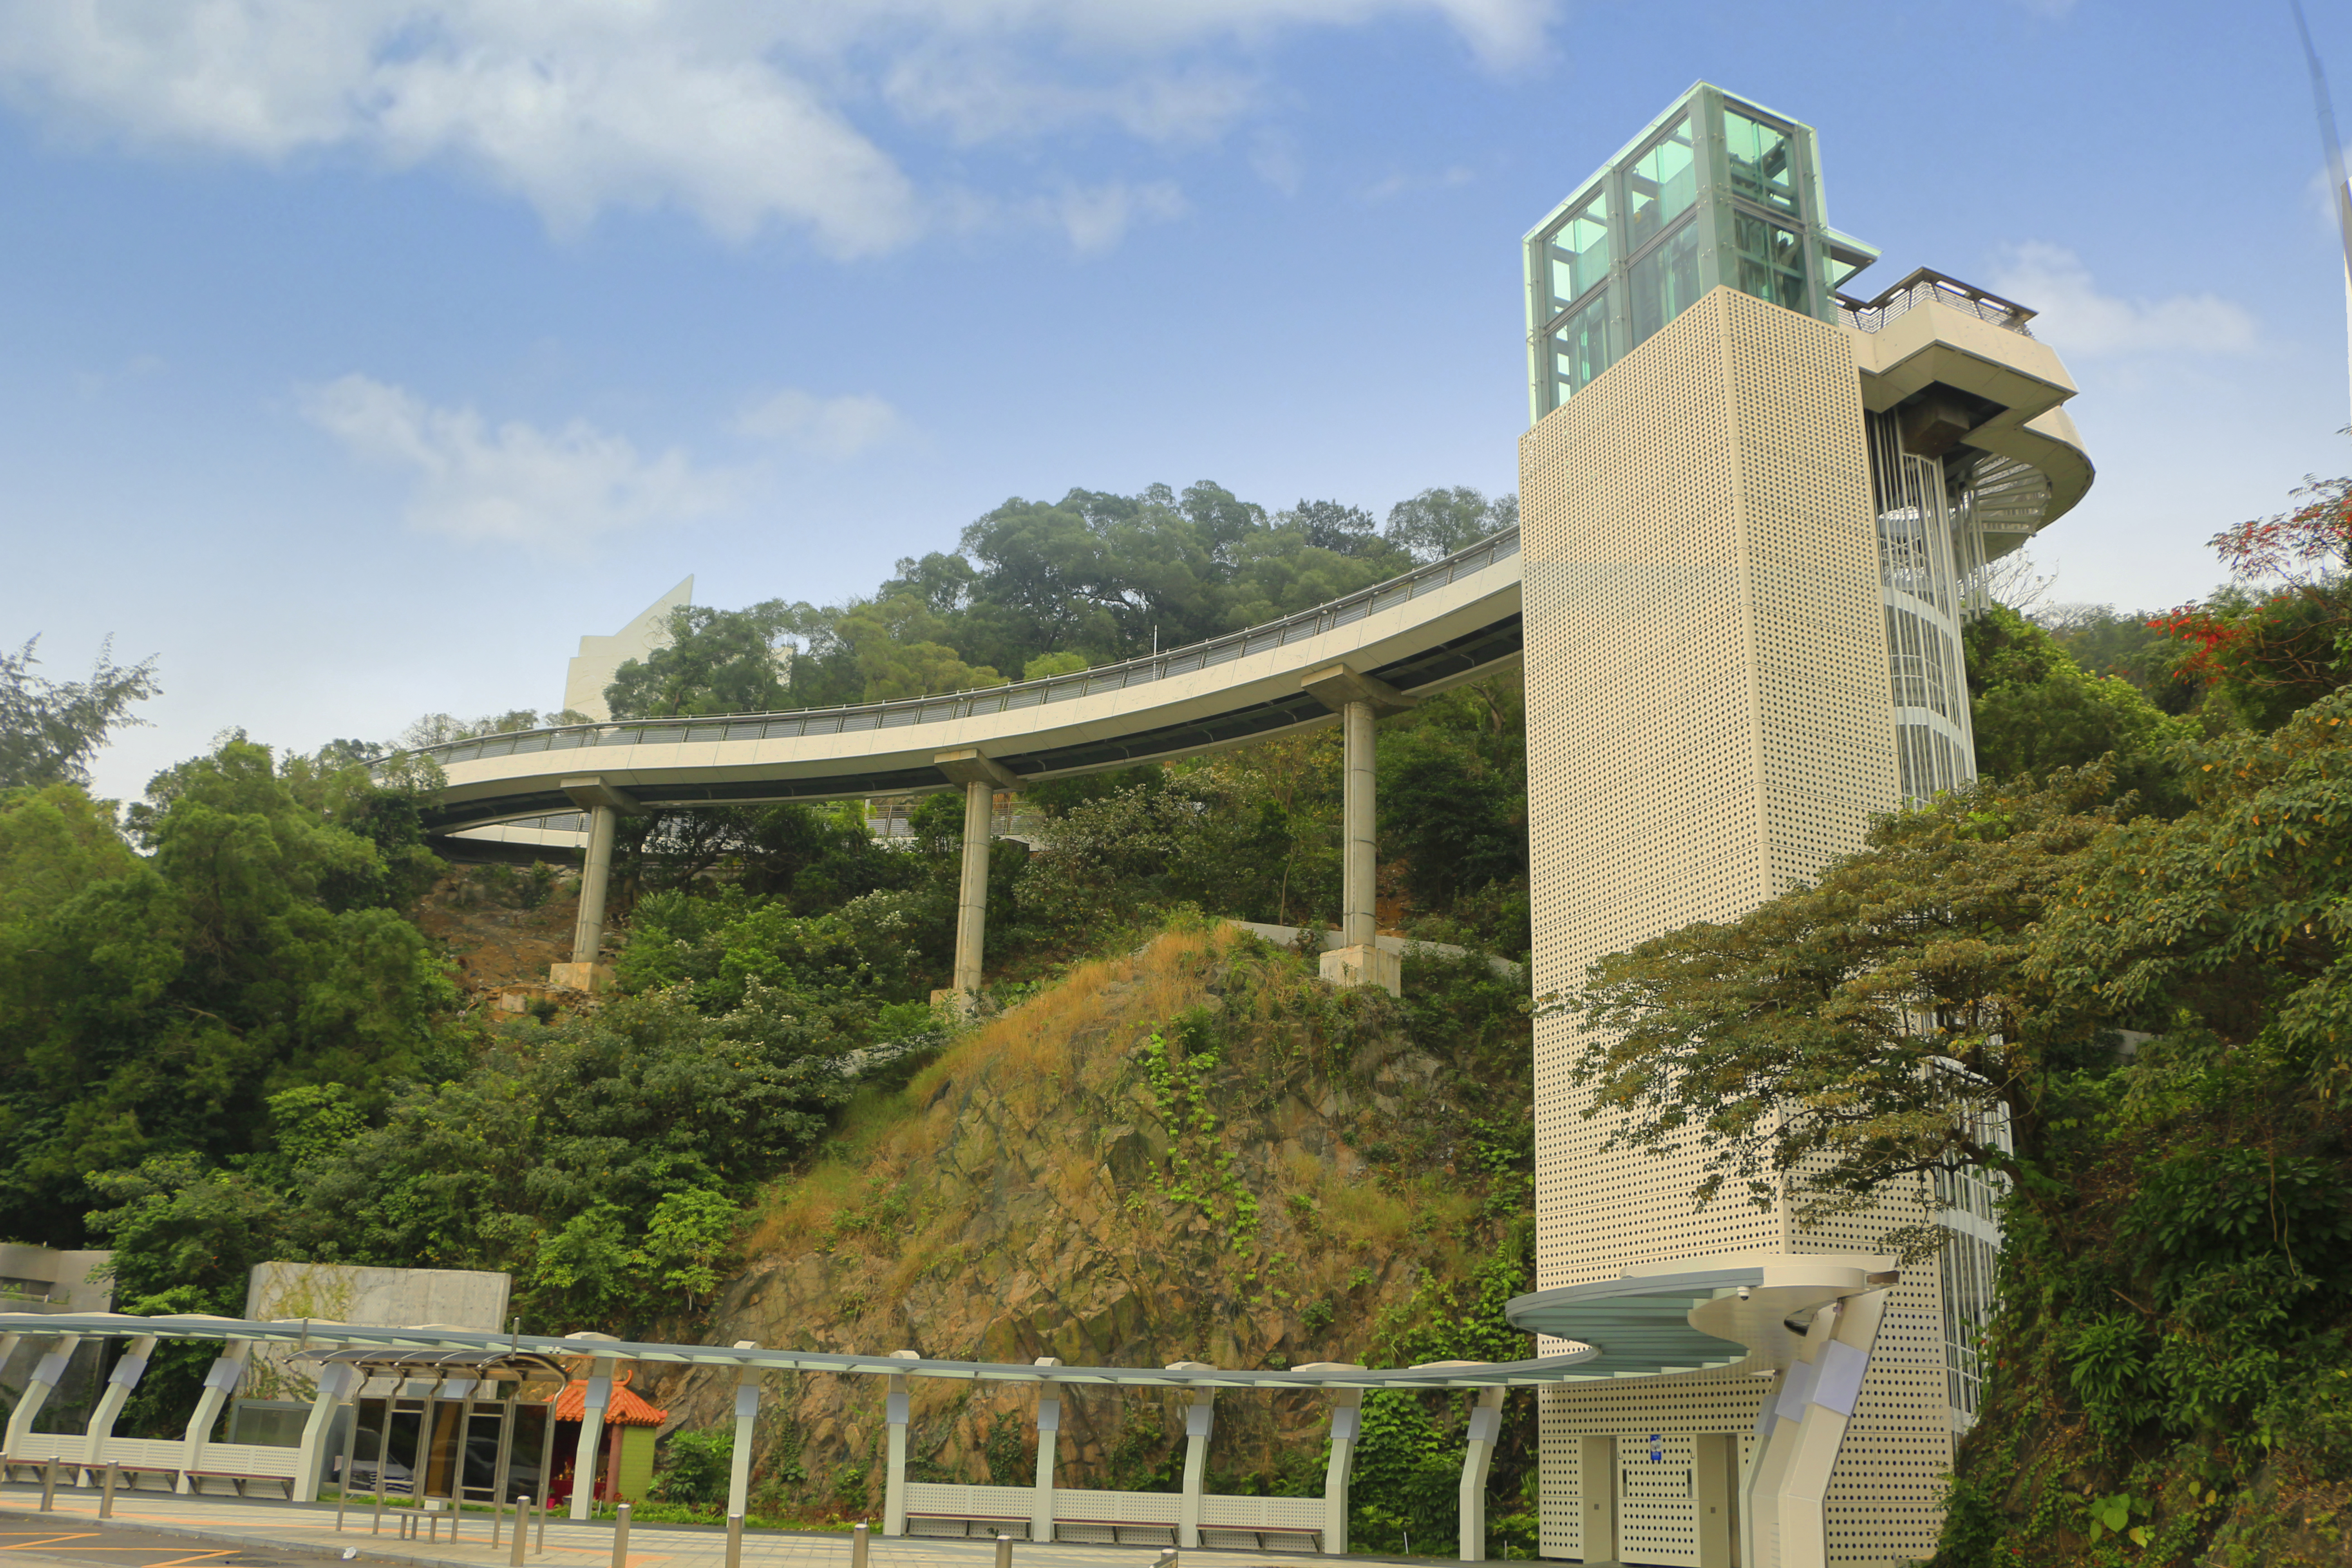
[
  {"left": 385, "top": 528, "right": 1523, "bottom": 774},
  {"left": 1837, "top": 266, "right": 2035, "bottom": 338}
]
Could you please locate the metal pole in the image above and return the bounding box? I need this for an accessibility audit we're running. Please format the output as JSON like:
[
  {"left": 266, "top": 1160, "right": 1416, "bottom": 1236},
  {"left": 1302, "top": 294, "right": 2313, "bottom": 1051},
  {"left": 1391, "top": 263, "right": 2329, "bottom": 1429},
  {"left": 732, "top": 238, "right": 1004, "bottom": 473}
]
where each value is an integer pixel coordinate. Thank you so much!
[
  {"left": 995, "top": 1533, "right": 1013, "bottom": 1568},
  {"left": 334, "top": 1382, "right": 363, "bottom": 1532},
  {"left": 537, "top": 1490, "right": 549, "bottom": 1554},
  {"left": 495, "top": 1494, "right": 505, "bottom": 1549},
  {"left": 609, "top": 1502, "right": 632, "bottom": 1568},
  {"left": 851, "top": 1521, "right": 870, "bottom": 1568},
  {"left": 41, "top": 1458, "right": 57, "bottom": 1511},
  {"left": 726, "top": 1514, "right": 744, "bottom": 1568},
  {"left": 511, "top": 1499, "right": 532, "bottom": 1567},
  {"left": 372, "top": 1396, "right": 395, "bottom": 1534},
  {"left": 101, "top": 1461, "right": 119, "bottom": 1518}
]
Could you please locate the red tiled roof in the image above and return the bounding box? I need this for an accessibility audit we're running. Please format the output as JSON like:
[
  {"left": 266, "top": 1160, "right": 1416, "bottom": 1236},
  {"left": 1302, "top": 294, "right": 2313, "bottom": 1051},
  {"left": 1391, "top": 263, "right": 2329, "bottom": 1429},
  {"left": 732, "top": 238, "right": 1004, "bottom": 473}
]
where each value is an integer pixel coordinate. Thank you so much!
[{"left": 551, "top": 1376, "right": 667, "bottom": 1427}]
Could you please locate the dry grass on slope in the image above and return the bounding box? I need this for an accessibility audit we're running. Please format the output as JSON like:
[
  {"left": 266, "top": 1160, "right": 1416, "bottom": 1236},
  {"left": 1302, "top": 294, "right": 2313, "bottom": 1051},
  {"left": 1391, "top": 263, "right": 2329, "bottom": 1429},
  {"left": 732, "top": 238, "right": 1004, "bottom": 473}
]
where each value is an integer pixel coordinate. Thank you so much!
[{"left": 680, "top": 918, "right": 1515, "bottom": 1499}]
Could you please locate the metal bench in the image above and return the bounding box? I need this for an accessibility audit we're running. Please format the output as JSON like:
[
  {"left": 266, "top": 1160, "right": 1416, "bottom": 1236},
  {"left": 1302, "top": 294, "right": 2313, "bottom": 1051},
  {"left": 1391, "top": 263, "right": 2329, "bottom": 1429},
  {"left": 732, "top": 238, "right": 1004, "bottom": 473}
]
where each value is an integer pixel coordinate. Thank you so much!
[
  {"left": 1202, "top": 1524, "right": 1323, "bottom": 1552},
  {"left": 905, "top": 1513, "right": 1033, "bottom": 1539}
]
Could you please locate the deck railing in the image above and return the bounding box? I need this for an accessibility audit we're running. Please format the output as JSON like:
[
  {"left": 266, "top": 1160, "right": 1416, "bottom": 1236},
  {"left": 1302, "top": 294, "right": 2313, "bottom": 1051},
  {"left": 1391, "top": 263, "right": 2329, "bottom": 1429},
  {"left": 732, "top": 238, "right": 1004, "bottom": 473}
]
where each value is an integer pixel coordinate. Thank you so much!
[{"left": 384, "top": 528, "right": 1521, "bottom": 774}]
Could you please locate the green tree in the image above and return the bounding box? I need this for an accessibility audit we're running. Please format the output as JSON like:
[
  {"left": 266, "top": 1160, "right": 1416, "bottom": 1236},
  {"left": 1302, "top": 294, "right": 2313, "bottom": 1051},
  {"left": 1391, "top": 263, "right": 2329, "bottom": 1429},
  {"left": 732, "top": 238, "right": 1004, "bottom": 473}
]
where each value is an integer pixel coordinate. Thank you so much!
[
  {"left": 607, "top": 602, "right": 805, "bottom": 719},
  {"left": 1565, "top": 771, "right": 2118, "bottom": 1257},
  {"left": 0, "top": 742, "right": 459, "bottom": 1243},
  {"left": 1382, "top": 486, "right": 1516, "bottom": 562},
  {"left": 1964, "top": 606, "right": 2194, "bottom": 810},
  {"left": 0, "top": 636, "right": 160, "bottom": 791}
]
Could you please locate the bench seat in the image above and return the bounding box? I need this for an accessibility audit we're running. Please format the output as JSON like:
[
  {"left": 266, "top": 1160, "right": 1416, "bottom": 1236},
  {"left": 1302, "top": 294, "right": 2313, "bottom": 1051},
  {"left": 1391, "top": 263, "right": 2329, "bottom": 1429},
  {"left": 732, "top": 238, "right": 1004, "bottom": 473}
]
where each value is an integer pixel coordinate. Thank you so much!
[{"left": 183, "top": 1468, "right": 298, "bottom": 1500}]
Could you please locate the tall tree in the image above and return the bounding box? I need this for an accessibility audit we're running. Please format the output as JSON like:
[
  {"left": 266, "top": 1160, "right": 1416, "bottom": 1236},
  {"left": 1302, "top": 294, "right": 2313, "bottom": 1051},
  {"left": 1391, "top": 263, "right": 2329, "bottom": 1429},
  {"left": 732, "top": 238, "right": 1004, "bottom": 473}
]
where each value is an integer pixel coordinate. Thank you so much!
[{"left": 0, "top": 636, "right": 160, "bottom": 792}]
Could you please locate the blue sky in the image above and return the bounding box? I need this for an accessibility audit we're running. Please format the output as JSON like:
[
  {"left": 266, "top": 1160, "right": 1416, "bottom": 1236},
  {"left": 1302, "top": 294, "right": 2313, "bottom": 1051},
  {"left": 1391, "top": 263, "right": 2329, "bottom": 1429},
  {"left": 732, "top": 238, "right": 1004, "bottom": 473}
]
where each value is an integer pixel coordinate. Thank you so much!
[{"left": 3, "top": 0, "right": 2348, "bottom": 804}]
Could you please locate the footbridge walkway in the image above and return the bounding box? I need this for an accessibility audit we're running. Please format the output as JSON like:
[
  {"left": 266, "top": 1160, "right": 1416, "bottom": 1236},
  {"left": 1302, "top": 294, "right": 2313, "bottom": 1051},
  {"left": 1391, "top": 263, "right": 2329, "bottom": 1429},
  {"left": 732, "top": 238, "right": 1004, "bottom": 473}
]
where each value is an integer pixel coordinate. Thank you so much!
[{"left": 395, "top": 530, "right": 1528, "bottom": 998}]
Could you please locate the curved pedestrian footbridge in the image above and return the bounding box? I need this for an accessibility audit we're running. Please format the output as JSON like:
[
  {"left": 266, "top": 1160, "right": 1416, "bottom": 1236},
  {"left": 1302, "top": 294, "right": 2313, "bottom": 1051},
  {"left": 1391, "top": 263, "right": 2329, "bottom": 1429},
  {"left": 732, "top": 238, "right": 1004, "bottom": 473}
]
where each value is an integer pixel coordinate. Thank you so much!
[{"left": 413, "top": 529, "right": 1525, "bottom": 853}]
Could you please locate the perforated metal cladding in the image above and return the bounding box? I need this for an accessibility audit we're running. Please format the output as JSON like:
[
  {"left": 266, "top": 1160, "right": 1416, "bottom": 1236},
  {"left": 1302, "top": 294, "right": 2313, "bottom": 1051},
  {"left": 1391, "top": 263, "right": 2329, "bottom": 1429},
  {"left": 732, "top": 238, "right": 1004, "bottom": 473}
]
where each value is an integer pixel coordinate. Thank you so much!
[
  {"left": 1536, "top": 1378, "right": 1771, "bottom": 1561},
  {"left": 1521, "top": 289, "right": 1933, "bottom": 1562}
]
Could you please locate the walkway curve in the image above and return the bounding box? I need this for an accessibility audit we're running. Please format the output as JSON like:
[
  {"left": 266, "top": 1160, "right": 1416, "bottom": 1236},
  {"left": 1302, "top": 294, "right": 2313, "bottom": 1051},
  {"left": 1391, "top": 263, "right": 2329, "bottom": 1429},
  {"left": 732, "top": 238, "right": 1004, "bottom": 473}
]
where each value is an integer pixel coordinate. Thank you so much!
[{"left": 405, "top": 531, "right": 1525, "bottom": 856}]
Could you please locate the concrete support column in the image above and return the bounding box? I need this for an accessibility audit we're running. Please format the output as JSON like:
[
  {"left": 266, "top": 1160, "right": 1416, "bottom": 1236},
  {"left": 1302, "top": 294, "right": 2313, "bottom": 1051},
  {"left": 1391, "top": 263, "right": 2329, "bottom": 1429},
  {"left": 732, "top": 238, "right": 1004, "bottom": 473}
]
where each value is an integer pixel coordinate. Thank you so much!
[
  {"left": 1299, "top": 666, "right": 1410, "bottom": 996},
  {"left": 1777, "top": 1289, "right": 1891, "bottom": 1568},
  {"left": 571, "top": 804, "right": 618, "bottom": 964},
  {"left": 5, "top": 1335, "right": 81, "bottom": 1457},
  {"left": 1575, "top": 1436, "right": 1616, "bottom": 1564},
  {"left": 294, "top": 1361, "right": 361, "bottom": 1502},
  {"left": 1341, "top": 698, "right": 1375, "bottom": 949},
  {"left": 1738, "top": 1374, "right": 1786, "bottom": 1568},
  {"left": 82, "top": 1335, "right": 157, "bottom": 1481},
  {"left": 1029, "top": 1358, "right": 1063, "bottom": 1544},
  {"left": 932, "top": 750, "right": 1018, "bottom": 1003},
  {"left": 1457, "top": 1387, "right": 1505, "bottom": 1562},
  {"left": 568, "top": 1357, "right": 617, "bottom": 1520},
  {"left": 178, "top": 1341, "right": 252, "bottom": 1491},
  {"left": 726, "top": 1343, "right": 762, "bottom": 1527},
  {"left": 882, "top": 1352, "right": 919, "bottom": 1537},
  {"left": 955, "top": 780, "right": 991, "bottom": 995}
]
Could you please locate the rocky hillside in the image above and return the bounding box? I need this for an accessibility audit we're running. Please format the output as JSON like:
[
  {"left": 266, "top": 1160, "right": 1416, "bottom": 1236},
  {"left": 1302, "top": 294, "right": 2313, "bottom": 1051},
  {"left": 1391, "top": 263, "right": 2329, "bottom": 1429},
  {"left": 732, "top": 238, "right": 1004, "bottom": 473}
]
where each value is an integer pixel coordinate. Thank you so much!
[{"left": 633, "top": 921, "right": 1536, "bottom": 1519}]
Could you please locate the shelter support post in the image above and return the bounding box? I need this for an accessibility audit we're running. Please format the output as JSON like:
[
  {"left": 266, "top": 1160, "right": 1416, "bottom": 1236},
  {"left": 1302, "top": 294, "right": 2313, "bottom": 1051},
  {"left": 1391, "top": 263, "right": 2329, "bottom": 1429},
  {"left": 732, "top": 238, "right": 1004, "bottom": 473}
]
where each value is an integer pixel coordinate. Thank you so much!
[
  {"left": 82, "top": 1334, "right": 157, "bottom": 1482},
  {"left": 882, "top": 1350, "right": 919, "bottom": 1536},
  {"left": 935, "top": 750, "right": 1018, "bottom": 1000},
  {"left": 726, "top": 1346, "right": 762, "bottom": 1524},
  {"left": 1321, "top": 1388, "right": 1364, "bottom": 1555},
  {"left": 178, "top": 1340, "right": 253, "bottom": 1491},
  {"left": 1457, "top": 1387, "right": 1505, "bottom": 1561},
  {"left": 1177, "top": 1387, "right": 1215, "bottom": 1549},
  {"left": 1300, "top": 665, "right": 1410, "bottom": 995},
  {"left": 1776, "top": 1289, "right": 1891, "bottom": 1568},
  {"left": 1029, "top": 1358, "right": 1063, "bottom": 1544},
  {"left": 5, "top": 1335, "right": 81, "bottom": 1458},
  {"left": 1746, "top": 1309, "right": 1836, "bottom": 1568},
  {"left": 569, "top": 1357, "right": 617, "bottom": 1521},
  {"left": 295, "top": 1362, "right": 363, "bottom": 1502}
]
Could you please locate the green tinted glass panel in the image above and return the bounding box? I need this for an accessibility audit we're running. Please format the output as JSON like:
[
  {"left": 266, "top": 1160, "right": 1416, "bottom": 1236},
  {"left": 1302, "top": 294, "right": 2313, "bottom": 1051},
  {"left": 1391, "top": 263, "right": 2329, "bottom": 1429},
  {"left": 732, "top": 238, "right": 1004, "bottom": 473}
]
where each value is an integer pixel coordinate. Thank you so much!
[
  {"left": 1824, "top": 252, "right": 1866, "bottom": 289},
  {"left": 1731, "top": 211, "right": 1808, "bottom": 311},
  {"left": 1550, "top": 287, "right": 1612, "bottom": 404},
  {"left": 1725, "top": 108, "right": 1798, "bottom": 216},
  {"left": 1628, "top": 218, "right": 1703, "bottom": 344},
  {"left": 1624, "top": 117, "right": 1697, "bottom": 252},
  {"left": 1545, "top": 193, "right": 1611, "bottom": 315}
]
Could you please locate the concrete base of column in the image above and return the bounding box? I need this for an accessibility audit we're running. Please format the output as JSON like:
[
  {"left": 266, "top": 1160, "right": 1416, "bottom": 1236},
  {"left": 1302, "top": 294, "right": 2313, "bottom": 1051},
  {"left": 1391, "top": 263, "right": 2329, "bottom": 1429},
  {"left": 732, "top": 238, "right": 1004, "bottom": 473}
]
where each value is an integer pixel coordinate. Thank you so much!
[
  {"left": 1318, "top": 944, "right": 1400, "bottom": 995},
  {"left": 927, "top": 987, "right": 977, "bottom": 1019},
  {"left": 548, "top": 962, "right": 616, "bottom": 992}
]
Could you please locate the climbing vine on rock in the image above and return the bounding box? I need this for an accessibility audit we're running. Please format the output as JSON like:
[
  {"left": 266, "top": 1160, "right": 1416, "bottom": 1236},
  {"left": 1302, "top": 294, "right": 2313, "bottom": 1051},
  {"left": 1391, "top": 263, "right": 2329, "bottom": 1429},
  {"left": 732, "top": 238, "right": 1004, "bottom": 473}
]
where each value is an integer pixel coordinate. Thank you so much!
[{"left": 1142, "top": 1007, "right": 1261, "bottom": 1248}]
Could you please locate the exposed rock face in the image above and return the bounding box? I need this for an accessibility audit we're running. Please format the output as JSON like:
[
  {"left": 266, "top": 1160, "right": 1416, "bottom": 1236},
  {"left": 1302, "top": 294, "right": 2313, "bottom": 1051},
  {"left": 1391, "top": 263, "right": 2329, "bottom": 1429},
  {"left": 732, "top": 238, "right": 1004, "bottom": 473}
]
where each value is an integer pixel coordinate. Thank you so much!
[{"left": 635, "top": 925, "right": 1508, "bottom": 1510}]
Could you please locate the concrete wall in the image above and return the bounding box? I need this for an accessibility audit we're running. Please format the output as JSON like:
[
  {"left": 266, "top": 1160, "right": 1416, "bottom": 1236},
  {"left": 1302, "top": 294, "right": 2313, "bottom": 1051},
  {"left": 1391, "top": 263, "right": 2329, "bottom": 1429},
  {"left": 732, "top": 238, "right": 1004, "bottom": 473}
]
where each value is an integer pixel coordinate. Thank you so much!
[
  {"left": 0, "top": 1246, "right": 114, "bottom": 1429},
  {"left": 239, "top": 1262, "right": 512, "bottom": 1400}
]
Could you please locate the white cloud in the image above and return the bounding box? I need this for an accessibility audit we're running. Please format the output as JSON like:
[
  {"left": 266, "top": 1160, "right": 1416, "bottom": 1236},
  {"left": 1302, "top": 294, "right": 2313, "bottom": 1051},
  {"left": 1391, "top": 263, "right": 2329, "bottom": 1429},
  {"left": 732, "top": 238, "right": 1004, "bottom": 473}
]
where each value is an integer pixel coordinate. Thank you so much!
[
  {"left": 1989, "top": 242, "right": 2258, "bottom": 358},
  {"left": 302, "top": 373, "right": 736, "bottom": 546},
  {"left": 0, "top": 0, "right": 1553, "bottom": 252},
  {"left": 1048, "top": 179, "right": 1189, "bottom": 254},
  {"left": 732, "top": 389, "right": 904, "bottom": 459}
]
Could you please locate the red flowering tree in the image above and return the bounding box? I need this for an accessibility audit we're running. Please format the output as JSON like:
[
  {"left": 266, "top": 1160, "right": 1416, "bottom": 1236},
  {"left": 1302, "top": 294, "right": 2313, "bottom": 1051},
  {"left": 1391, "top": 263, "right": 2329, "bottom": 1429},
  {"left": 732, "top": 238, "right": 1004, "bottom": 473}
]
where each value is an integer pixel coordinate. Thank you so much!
[{"left": 2150, "top": 476, "right": 2352, "bottom": 729}]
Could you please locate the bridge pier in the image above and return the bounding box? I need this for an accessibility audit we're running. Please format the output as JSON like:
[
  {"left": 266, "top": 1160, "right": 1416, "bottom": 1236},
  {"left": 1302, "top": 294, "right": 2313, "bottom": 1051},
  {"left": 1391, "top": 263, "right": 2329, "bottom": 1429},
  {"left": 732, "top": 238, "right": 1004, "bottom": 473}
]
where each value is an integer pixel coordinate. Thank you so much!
[
  {"left": 551, "top": 778, "right": 637, "bottom": 991},
  {"left": 933, "top": 749, "right": 1021, "bottom": 1006},
  {"left": 1300, "top": 665, "right": 1413, "bottom": 995}
]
